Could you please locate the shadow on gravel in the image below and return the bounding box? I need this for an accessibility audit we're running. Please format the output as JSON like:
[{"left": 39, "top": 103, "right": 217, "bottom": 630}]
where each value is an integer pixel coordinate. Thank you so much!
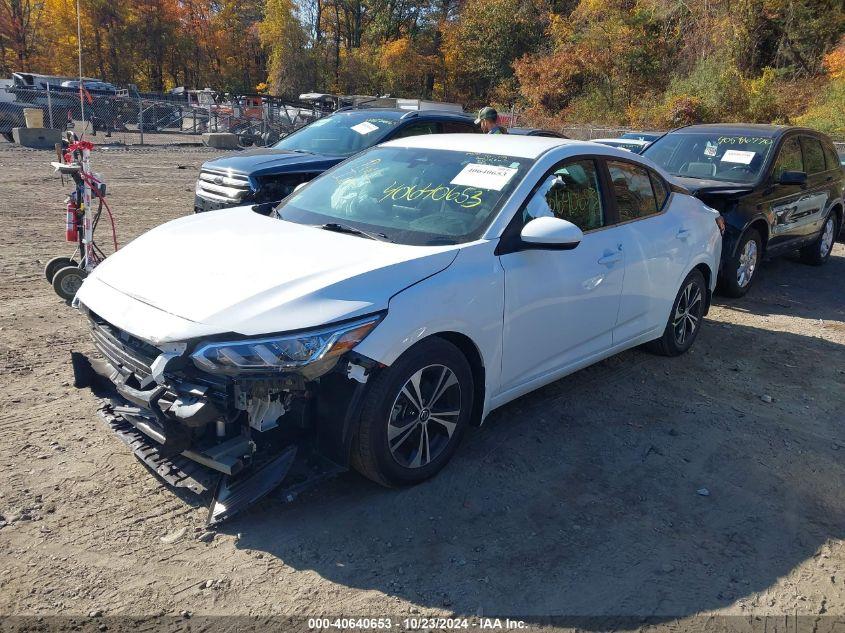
[
  {"left": 223, "top": 318, "right": 844, "bottom": 622},
  {"left": 714, "top": 249, "right": 845, "bottom": 323},
  {"left": 209, "top": 249, "right": 845, "bottom": 622}
]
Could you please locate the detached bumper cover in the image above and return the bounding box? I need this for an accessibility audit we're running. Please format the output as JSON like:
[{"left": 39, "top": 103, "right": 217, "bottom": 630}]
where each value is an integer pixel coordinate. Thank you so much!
[{"left": 98, "top": 399, "right": 218, "bottom": 495}]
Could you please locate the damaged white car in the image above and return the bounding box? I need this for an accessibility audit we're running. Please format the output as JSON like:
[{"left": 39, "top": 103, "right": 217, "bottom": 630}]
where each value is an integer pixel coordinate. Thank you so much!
[{"left": 72, "top": 134, "right": 722, "bottom": 523}]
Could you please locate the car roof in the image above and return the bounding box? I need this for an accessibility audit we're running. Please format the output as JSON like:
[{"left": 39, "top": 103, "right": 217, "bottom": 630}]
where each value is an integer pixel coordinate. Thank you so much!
[
  {"left": 330, "top": 107, "right": 473, "bottom": 122},
  {"left": 509, "top": 127, "right": 565, "bottom": 137},
  {"left": 667, "top": 123, "right": 811, "bottom": 138},
  {"left": 382, "top": 133, "right": 582, "bottom": 159},
  {"left": 593, "top": 137, "right": 649, "bottom": 144}
]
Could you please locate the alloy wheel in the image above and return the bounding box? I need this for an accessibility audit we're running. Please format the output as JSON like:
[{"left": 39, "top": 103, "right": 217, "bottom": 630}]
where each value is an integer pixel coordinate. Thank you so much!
[
  {"left": 820, "top": 217, "right": 835, "bottom": 258},
  {"left": 672, "top": 281, "right": 703, "bottom": 346},
  {"left": 387, "top": 364, "right": 462, "bottom": 469},
  {"left": 736, "top": 239, "right": 758, "bottom": 288}
]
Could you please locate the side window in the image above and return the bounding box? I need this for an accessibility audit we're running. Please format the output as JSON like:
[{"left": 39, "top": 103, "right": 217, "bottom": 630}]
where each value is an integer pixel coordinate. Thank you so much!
[
  {"left": 649, "top": 171, "right": 669, "bottom": 210},
  {"left": 522, "top": 159, "right": 605, "bottom": 232},
  {"left": 607, "top": 160, "right": 658, "bottom": 221},
  {"left": 801, "top": 136, "right": 826, "bottom": 174},
  {"left": 442, "top": 121, "right": 478, "bottom": 134},
  {"left": 391, "top": 122, "right": 440, "bottom": 139},
  {"left": 772, "top": 137, "right": 803, "bottom": 180},
  {"left": 822, "top": 141, "right": 840, "bottom": 171}
]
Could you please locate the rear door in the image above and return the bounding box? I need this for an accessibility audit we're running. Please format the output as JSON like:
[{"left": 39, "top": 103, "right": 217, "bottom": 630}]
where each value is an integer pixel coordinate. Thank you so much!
[{"left": 605, "top": 159, "right": 689, "bottom": 342}]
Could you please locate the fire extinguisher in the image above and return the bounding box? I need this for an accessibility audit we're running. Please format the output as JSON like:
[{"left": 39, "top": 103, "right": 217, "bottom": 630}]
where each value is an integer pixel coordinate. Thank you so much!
[{"left": 65, "top": 193, "right": 79, "bottom": 243}]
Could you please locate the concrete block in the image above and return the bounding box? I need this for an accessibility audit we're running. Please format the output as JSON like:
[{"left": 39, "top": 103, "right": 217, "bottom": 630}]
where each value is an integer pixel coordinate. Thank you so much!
[
  {"left": 12, "top": 127, "right": 62, "bottom": 149},
  {"left": 202, "top": 133, "right": 240, "bottom": 149}
]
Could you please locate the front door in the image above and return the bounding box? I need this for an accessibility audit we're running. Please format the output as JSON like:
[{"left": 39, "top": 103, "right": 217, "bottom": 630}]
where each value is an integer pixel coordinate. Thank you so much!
[
  {"left": 765, "top": 135, "right": 830, "bottom": 250},
  {"left": 499, "top": 158, "right": 624, "bottom": 393}
]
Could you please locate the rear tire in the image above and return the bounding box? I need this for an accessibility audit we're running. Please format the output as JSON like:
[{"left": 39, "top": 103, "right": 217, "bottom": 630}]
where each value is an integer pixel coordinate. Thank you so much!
[
  {"left": 646, "top": 269, "right": 706, "bottom": 357},
  {"left": 352, "top": 337, "right": 473, "bottom": 487},
  {"left": 719, "top": 228, "right": 761, "bottom": 298},
  {"left": 799, "top": 212, "right": 838, "bottom": 265},
  {"left": 44, "top": 257, "right": 78, "bottom": 283},
  {"left": 52, "top": 266, "right": 87, "bottom": 302}
]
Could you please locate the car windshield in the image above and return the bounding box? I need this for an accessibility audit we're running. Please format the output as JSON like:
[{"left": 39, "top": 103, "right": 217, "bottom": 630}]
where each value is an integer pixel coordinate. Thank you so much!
[
  {"left": 274, "top": 146, "right": 532, "bottom": 246},
  {"left": 644, "top": 132, "right": 775, "bottom": 183},
  {"left": 273, "top": 112, "right": 401, "bottom": 156}
]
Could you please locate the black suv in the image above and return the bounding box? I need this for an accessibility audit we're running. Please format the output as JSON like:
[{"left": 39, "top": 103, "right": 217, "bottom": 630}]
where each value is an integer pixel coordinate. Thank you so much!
[
  {"left": 644, "top": 124, "right": 844, "bottom": 296},
  {"left": 194, "top": 108, "right": 478, "bottom": 214}
]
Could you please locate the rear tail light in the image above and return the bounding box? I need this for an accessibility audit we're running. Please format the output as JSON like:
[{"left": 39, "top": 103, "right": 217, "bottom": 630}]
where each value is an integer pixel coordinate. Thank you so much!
[{"left": 715, "top": 216, "right": 726, "bottom": 235}]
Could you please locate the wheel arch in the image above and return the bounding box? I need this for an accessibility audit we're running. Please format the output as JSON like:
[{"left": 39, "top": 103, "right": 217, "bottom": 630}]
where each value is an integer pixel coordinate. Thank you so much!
[
  {"left": 746, "top": 217, "right": 770, "bottom": 254},
  {"left": 828, "top": 201, "right": 843, "bottom": 230},
  {"left": 429, "top": 331, "right": 486, "bottom": 427},
  {"left": 691, "top": 262, "right": 714, "bottom": 315}
]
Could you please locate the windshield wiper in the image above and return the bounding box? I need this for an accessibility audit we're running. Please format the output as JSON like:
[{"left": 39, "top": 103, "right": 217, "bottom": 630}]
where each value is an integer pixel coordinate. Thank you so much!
[{"left": 317, "top": 222, "right": 392, "bottom": 242}]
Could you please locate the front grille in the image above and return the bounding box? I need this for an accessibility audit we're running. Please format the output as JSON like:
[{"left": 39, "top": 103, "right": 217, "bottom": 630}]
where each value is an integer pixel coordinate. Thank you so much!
[
  {"left": 88, "top": 313, "right": 159, "bottom": 384},
  {"left": 195, "top": 169, "right": 252, "bottom": 204}
]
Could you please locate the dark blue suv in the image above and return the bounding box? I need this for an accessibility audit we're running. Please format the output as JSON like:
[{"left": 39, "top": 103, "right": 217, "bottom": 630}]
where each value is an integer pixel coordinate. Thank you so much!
[{"left": 194, "top": 108, "right": 478, "bottom": 214}]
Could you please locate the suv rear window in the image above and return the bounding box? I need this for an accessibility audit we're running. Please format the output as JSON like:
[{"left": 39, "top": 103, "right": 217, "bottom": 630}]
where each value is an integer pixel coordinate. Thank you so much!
[
  {"left": 800, "top": 136, "right": 826, "bottom": 174},
  {"left": 822, "top": 141, "right": 840, "bottom": 171}
]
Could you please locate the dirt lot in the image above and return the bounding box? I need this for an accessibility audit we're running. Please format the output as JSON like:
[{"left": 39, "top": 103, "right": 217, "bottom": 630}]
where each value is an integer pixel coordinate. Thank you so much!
[{"left": 0, "top": 144, "right": 843, "bottom": 628}]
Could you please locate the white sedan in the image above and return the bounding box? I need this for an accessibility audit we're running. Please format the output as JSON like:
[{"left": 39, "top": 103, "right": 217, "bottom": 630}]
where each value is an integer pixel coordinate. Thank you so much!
[{"left": 74, "top": 134, "right": 721, "bottom": 520}]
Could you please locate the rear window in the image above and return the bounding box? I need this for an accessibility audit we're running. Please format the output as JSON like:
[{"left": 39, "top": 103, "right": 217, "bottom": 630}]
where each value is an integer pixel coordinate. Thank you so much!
[
  {"left": 822, "top": 141, "right": 840, "bottom": 171},
  {"left": 649, "top": 171, "right": 669, "bottom": 209},
  {"left": 801, "top": 136, "right": 826, "bottom": 174},
  {"left": 607, "top": 160, "right": 659, "bottom": 221}
]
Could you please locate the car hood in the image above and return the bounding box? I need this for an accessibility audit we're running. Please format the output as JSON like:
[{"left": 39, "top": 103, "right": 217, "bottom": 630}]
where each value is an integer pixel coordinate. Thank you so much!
[
  {"left": 669, "top": 176, "right": 755, "bottom": 197},
  {"left": 76, "top": 207, "right": 459, "bottom": 344},
  {"left": 202, "top": 148, "right": 343, "bottom": 175}
]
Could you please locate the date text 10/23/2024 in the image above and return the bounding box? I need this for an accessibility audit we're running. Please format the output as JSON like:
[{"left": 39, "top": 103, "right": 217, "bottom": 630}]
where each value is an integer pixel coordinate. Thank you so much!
[{"left": 307, "top": 618, "right": 528, "bottom": 630}]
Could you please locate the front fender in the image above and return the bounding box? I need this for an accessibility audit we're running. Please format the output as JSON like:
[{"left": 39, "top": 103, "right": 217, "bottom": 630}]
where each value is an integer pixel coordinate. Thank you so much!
[{"left": 353, "top": 241, "right": 504, "bottom": 420}]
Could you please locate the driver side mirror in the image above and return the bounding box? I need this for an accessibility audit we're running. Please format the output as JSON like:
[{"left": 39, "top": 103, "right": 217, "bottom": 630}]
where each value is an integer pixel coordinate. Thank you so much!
[
  {"left": 520, "top": 217, "right": 583, "bottom": 251},
  {"left": 778, "top": 170, "right": 807, "bottom": 186}
]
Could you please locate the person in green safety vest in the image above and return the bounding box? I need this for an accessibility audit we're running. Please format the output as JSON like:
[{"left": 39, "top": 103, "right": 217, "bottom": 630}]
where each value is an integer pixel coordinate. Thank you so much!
[{"left": 474, "top": 106, "right": 508, "bottom": 134}]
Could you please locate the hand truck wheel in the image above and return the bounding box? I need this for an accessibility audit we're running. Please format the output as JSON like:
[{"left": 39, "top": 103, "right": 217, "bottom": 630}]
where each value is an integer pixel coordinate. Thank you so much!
[
  {"left": 52, "top": 265, "right": 87, "bottom": 302},
  {"left": 45, "top": 257, "right": 79, "bottom": 283}
]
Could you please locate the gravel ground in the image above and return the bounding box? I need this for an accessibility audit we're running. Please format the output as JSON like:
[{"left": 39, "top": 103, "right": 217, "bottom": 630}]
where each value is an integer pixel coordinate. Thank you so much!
[{"left": 0, "top": 144, "right": 843, "bottom": 628}]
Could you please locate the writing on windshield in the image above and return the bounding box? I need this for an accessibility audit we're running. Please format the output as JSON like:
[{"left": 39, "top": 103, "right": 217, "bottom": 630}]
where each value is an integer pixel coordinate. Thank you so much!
[
  {"left": 276, "top": 146, "right": 531, "bottom": 245},
  {"left": 645, "top": 133, "right": 775, "bottom": 183}
]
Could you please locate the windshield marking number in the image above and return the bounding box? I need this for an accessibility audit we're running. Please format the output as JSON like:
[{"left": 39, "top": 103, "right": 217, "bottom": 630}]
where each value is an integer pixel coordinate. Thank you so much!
[{"left": 380, "top": 181, "right": 484, "bottom": 209}]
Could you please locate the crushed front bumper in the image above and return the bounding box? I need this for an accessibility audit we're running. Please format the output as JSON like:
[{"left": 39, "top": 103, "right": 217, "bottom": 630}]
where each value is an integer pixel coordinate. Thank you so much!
[{"left": 72, "top": 308, "right": 362, "bottom": 524}]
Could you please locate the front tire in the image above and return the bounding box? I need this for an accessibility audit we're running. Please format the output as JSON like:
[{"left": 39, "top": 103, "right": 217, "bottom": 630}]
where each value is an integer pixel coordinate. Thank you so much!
[
  {"left": 646, "top": 269, "right": 706, "bottom": 357},
  {"left": 800, "top": 212, "right": 838, "bottom": 265},
  {"left": 352, "top": 337, "right": 474, "bottom": 487},
  {"left": 720, "top": 228, "right": 761, "bottom": 298}
]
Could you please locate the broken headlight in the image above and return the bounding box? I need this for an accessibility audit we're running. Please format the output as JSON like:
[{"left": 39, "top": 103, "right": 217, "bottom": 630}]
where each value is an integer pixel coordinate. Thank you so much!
[{"left": 190, "top": 315, "right": 381, "bottom": 377}]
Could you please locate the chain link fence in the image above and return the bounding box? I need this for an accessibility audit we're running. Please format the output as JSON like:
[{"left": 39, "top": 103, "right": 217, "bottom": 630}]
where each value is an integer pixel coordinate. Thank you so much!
[{"left": 0, "top": 85, "right": 327, "bottom": 147}]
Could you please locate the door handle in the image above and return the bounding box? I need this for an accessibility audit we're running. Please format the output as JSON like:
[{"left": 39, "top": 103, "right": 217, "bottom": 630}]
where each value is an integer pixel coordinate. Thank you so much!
[
  {"left": 597, "top": 252, "right": 622, "bottom": 266},
  {"left": 676, "top": 228, "right": 691, "bottom": 240}
]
